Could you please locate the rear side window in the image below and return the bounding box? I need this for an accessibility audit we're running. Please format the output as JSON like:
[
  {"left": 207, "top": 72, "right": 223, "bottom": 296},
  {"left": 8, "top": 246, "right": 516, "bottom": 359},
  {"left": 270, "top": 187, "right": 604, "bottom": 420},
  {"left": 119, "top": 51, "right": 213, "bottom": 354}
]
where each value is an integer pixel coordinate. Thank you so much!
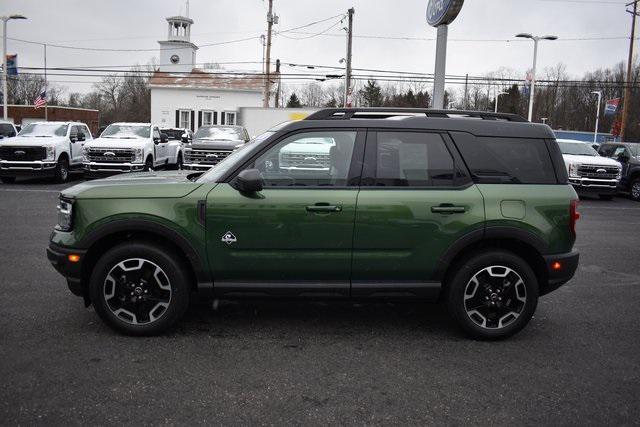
[
  {"left": 365, "top": 132, "right": 459, "bottom": 187},
  {"left": 454, "top": 135, "right": 557, "bottom": 184}
]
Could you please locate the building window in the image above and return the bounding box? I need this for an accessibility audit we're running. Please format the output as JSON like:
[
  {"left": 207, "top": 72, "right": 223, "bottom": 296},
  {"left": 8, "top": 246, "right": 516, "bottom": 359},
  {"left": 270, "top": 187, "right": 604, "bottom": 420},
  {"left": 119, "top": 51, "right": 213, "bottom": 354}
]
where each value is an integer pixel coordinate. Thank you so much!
[
  {"left": 202, "top": 110, "right": 215, "bottom": 126},
  {"left": 223, "top": 111, "right": 237, "bottom": 125},
  {"left": 179, "top": 110, "right": 191, "bottom": 129}
]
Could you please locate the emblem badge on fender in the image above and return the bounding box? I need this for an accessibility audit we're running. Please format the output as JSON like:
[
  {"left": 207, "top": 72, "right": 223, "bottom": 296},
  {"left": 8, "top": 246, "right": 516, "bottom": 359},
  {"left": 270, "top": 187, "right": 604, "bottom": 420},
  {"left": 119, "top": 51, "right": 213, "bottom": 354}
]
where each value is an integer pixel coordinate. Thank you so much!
[{"left": 221, "top": 231, "right": 237, "bottom": 245}]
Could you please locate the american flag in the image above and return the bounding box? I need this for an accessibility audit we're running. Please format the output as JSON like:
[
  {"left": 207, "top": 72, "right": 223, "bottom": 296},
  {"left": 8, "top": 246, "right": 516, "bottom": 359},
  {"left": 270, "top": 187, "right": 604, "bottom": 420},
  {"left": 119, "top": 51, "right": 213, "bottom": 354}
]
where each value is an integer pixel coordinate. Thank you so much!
[{"left": 34, "top": 89, "right": 47, "bottom": 109}]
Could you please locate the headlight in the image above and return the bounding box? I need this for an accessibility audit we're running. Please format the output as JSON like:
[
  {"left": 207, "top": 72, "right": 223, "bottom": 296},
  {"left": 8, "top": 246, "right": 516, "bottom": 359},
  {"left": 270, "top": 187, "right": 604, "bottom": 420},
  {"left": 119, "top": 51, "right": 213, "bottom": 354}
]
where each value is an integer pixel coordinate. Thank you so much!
[
  {"left": 45, "top": 146, "right": 56, "bottom": 161},
  {"left": 82, "top": 146, "right": 89, "bottom": 162},
  {"left": 56, "top": 198, "right": 73, "bottom": 231},
  {"left": 616, "top": 168, "right": 622, "bottom": 180},
  {"left": 568, "top": 163, "right": 580, "bottom": 178},
  {"left": 133, "top": 148, "right": 143, "bottom": 163}
]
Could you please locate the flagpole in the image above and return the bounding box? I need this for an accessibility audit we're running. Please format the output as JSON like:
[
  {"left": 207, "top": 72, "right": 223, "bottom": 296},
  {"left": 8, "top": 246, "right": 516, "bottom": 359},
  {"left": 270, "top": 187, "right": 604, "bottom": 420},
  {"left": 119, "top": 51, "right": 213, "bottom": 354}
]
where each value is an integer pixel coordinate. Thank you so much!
[{"left": 44, "top": 43, "right": 47, "bottom": 121}]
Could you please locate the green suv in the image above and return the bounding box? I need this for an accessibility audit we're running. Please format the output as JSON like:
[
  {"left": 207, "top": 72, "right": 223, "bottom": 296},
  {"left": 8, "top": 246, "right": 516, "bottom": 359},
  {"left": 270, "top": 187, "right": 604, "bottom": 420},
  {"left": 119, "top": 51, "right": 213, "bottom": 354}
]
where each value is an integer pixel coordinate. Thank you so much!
[{"left": 47, "top": 108, "right": 580, "bottom": 339}]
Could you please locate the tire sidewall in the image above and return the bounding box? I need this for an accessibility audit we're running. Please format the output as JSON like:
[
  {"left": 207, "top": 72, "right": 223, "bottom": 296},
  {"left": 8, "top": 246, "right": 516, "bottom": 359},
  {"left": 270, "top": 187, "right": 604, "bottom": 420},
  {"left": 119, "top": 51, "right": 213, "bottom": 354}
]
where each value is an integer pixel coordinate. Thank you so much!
[
  {"left": 89, "top": 242, "right": 190, "bottom": 336},
  {"left": 447, "top": 250, "right": 539, "bottom": 340},
  {"left": 631, "top": 178, "right": 640, "bottom": 201},
  {"left": 56, "top": 156, "right": 69, "bottom": 183}
]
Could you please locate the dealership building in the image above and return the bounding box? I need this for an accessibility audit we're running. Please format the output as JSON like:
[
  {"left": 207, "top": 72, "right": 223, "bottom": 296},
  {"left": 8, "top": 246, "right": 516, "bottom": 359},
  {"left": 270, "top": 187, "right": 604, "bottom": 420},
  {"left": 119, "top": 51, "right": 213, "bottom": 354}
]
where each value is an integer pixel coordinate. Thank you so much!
[{"left": 150, "top": 14, "right": 269, "bottom": 131}]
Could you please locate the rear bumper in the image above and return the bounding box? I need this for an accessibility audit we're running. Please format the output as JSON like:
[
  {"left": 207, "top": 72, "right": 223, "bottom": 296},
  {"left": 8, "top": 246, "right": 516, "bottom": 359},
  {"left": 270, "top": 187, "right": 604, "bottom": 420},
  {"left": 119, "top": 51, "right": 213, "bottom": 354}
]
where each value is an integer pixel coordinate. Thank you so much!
[
  {"left": 47, "top": 243, "right": 86, "bottom": 297},
  {"left": 0, "top": 160, "right": 57, "bottom": 177},
  {"left": 540, "top": 251, "right": 580, "bottom": 296}
]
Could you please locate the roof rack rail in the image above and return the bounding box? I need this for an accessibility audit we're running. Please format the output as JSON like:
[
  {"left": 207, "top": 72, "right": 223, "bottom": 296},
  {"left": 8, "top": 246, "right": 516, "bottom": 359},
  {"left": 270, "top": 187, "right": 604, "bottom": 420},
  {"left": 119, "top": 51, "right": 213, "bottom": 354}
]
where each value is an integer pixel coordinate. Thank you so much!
[{"left": 304, "top": 108, "right": 528, "bottom": 122}]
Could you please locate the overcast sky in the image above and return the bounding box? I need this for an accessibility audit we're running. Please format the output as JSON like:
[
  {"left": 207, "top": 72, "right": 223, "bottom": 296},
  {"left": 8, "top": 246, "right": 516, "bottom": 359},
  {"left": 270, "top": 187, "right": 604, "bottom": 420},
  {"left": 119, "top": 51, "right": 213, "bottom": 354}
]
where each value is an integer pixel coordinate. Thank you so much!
[{"left": 1, "top": 0, "right": 636, "bottom": 97}]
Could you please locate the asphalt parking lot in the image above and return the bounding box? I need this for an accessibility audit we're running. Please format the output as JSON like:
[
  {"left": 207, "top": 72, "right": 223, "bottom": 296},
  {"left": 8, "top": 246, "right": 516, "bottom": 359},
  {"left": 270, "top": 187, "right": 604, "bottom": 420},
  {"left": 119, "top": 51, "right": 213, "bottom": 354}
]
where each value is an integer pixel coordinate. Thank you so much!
[{"left": 1, "top": 176, "right": 639, "bottom": 425}]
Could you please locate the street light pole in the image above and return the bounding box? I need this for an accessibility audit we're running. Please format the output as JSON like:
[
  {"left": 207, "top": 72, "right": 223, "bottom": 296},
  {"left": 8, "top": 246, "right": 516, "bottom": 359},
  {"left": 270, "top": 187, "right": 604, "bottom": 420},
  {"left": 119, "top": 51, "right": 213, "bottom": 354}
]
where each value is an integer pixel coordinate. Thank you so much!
[
  {"left": 516, "top": 33, "right": 558, "bottom": 122},
  {"left": 2, "top": 14, "right": 27, "bottom": 121},
  {"left": 591, "top": 90, "right": 602, "bottom": 145}
]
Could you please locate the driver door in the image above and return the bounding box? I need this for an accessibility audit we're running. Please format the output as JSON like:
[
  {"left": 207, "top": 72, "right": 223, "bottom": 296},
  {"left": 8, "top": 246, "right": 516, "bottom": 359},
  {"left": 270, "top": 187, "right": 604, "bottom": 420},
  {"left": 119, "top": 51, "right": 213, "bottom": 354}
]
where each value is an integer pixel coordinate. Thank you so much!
[
  {"left": 206, "top": 129, "right": 365, "bottom": 298},
  {"left": 152, "top": 127, "right": 166, "bottom": 165},
  {"left": 69, "top": 126, "right": 84, "bottom": 165}
]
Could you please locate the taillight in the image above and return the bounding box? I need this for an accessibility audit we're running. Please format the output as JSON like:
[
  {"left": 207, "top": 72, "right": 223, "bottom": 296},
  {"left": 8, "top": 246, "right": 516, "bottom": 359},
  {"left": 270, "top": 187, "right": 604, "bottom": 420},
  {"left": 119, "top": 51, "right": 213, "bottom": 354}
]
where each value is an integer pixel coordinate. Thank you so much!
[{"left": 570, "top": 199, "right": 580, "bottom": 236}]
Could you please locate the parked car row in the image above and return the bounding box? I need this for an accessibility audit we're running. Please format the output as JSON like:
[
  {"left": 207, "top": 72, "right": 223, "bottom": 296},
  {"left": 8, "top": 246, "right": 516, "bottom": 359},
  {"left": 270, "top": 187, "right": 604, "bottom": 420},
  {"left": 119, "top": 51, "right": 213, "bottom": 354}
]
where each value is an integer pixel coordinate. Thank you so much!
[{"left": 0, "top": 121, "right": 251, "bottom": 183}]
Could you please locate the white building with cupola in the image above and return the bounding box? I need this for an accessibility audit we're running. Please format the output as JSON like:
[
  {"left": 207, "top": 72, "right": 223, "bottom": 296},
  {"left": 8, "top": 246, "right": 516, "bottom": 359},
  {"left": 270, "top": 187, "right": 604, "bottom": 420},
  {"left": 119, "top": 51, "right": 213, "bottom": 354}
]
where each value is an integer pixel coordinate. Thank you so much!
[{"left": 150, "top": 11, "right": 266, "bottom": 132}]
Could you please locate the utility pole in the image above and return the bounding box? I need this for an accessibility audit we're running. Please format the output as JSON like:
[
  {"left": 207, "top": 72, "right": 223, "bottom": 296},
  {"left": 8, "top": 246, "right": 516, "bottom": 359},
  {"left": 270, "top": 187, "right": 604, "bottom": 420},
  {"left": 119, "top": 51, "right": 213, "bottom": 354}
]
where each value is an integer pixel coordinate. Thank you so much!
[
  {"left": 621, "top": 0, "right": 639, "bottom": 141},
  {"left": 274, "top": 59, "right": 281, "bottom": 108},
  {"left": 344, "top": 7, "right": 354, "bottom": 108},
  {"left": 263, "top": 0, "right": 274, "bottom": 108}
]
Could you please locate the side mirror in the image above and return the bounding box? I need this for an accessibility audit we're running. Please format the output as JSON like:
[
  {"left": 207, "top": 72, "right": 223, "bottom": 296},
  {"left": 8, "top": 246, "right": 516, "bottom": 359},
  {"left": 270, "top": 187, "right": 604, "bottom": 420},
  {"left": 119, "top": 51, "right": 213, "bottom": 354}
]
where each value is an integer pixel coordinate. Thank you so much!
[
  {"left": 181, "top": 133, "right": 190, "bottom": 144},
  {"left": 153, "top": 136, "right": 160, "bottom": 145},
  {"left": 160, "top": 133, "right": 169, "bottom": 143},
  {"left": 618, "top": 152, "right": 630, "bottom": 162},
  {"left": 235, "top": 169, "right": 264, "bottom": 193},
  {"left": 77, "top": 133, "right": 86, "bottom": 142},
  {"left": 70, "top": 134, "right": 78, "bottom": 143}
]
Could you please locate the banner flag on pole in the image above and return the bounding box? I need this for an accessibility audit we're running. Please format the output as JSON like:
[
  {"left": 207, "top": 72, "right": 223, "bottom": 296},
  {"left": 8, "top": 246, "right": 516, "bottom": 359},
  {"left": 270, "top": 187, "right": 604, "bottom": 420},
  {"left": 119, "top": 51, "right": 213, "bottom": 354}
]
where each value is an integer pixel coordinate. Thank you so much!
[{"left": 34, "top": 89, "right": 47, "bottom": 109}]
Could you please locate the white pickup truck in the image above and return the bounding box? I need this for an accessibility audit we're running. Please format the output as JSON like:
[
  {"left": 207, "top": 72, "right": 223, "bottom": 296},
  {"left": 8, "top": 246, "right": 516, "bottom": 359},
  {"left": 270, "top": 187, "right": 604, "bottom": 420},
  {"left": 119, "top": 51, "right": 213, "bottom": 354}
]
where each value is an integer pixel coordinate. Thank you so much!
[
  {"left": 83, "top": 123, "right": 183, "bottom": 177},
  {"left": 0, "top": 121, "right": 91, "bottom": 183},
  {"left": 557, "top": 138, "right": 622, "bottom": 200}
]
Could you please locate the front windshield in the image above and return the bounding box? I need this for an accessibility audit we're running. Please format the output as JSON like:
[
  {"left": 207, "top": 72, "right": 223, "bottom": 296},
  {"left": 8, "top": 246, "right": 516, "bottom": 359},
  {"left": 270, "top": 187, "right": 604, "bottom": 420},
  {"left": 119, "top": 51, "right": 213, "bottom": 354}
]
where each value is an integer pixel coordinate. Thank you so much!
[
  {"left": 195, "top": 126, "right": 244, "bottom": 141},
  {"left": 558, "top": 142, "right": 599, "bottom": 156},
  {"left": 101, "top": 124, "right": 150, "bottom": 139},
  {"left": 18, "top": 123, "right": 68, "bottom": 137}
]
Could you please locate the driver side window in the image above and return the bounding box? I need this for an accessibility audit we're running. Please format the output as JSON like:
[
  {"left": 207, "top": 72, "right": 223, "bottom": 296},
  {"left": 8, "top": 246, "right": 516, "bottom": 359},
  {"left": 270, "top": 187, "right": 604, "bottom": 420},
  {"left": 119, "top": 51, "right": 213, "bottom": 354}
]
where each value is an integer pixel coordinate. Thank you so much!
[
  {"left": 250, "top": 131, "right": 357, "bottom": 187},
  {"left": 153, "top": 128, "right": 161, "bottom": 140}
]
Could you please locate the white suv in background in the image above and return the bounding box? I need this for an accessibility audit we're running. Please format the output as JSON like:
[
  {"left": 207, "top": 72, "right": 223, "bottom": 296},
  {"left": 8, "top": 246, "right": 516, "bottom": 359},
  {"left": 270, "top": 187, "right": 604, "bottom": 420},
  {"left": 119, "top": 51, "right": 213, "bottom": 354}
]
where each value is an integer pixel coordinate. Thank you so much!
[
  {"left": 0, "top": 121, "right": 91, "bottom": 183},
  {"left": 82, "top": 123, "right": 184, "bottom": 177},
  {"left": 557, "top": 138, "right": 622, "bottom": 200}
]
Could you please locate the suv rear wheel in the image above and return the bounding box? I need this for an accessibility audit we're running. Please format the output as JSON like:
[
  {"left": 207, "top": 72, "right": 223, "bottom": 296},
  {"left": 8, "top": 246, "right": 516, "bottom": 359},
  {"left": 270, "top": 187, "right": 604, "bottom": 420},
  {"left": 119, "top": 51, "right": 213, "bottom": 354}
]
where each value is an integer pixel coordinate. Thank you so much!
[
  {"left": 89, "top": 241, "right": 190, "bottom": 336},
  {"left": 447, "top": 250, "right": 539, "bottom": 340}
]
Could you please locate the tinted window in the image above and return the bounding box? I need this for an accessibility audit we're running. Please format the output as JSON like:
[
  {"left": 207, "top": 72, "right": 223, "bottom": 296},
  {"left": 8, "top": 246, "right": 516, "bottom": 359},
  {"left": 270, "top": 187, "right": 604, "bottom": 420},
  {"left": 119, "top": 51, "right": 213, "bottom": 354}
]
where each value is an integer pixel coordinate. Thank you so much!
[
  {"left": 82, "top": 126, "right": 92, "bottom": 140},
  {"left": 455, "top": 135, "right": 557, "bottom": 184},
  {"left": 598, "top": 144, "right": 620, "bottom": 157},
  {"left": 371, "top": 132, "right": 456, "bottom": 187},
  {"left": 250, "top": 131, "right": 357, "bottom": 187},
  {"left": 153, "top": 128, "right": 161, "bottom": 139},
  {"left": 0, "top": 123, "right": 16, "bottom": 137}
]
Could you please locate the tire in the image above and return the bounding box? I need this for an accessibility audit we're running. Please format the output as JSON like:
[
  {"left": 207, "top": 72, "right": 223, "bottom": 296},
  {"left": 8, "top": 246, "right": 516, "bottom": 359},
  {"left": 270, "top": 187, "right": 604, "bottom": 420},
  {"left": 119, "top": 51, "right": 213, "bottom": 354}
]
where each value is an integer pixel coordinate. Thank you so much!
[
  {"left": 631, "top": 177, "right": 640, "bottom": 202},
  {"left": 446, "top": 250, "right": 539, "bottom": 340},
  {"left": 1, "top": 177, "right": 16, "bottom": 184},
  {"left": 55, "top": 156, "right": 70, "bottom": 183},
  {"left": 143, "top": 157, "right": 154, "bottom": 172},
  {"left": 89, "top": 241, "right": 191, "bottom": 336},
  {"left": 599, "top": 194, "right": 614, "bottom": 201}
]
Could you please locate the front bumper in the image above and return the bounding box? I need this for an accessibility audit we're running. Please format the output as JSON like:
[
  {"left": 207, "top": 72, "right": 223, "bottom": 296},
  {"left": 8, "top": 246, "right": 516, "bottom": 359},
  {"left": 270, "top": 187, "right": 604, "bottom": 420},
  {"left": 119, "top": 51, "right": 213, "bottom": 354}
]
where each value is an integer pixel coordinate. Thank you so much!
[
  {"left": 540, "top": 251, "right": 580, "bottom": 296},
  {"left": 47, "top": 242, "right": 86, "bottom": 297},
  {"left": 83, "top": 162, "right": 145, "bottom": 176},
  {"left": 569, "top": 178, "right": 619, "bottom": 194},
  {"left": 183, "top": 163, "right": 214, "bottom": 171},
  {"left": 0, "top": 160, "right": 57, "bottom": 176}
]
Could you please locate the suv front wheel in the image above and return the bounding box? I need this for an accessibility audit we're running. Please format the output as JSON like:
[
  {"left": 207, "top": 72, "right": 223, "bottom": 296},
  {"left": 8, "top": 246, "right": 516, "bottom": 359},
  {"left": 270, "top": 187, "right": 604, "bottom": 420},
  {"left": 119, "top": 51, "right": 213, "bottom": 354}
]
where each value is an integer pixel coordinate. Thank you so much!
[
  {"left": 447, "top": 250, "right": 539, "bottom": 340},
  {"left": 89, "top": 241, "right": 191, "bottom": 335}
]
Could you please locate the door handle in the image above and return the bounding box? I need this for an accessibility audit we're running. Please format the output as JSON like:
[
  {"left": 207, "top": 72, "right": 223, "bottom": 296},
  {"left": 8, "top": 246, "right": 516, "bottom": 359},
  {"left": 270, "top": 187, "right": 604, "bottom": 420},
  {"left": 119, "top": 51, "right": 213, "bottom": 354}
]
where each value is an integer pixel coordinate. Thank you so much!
[
  {"left": 306, "top": 203, "right": 342, "bottom": 213},
  {"left": 431, "top": 204, "right": 466, "bottom": 214}
]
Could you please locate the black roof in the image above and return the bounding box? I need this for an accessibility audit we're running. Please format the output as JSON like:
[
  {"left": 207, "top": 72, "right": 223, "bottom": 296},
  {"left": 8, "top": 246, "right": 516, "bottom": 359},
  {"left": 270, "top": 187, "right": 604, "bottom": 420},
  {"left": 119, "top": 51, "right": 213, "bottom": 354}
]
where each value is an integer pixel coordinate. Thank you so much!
[{"left": 287, "top": 108, "right": 555, "bottom": 139}]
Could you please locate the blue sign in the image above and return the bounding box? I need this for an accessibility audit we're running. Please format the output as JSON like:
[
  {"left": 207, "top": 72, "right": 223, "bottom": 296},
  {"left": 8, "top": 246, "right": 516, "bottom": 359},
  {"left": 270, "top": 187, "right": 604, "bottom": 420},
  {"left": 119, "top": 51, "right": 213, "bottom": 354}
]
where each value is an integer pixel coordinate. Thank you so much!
[{"left": 426, "top": 0, "right": 464, "bottom": 27}]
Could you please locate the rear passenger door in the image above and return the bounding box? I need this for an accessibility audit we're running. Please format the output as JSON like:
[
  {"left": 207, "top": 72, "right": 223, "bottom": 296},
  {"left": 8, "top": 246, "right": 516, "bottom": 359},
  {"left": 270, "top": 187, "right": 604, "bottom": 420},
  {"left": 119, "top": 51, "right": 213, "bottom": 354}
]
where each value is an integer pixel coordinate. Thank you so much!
[{"left": 351, "top": 130, "right": 485, "bottom": 297}]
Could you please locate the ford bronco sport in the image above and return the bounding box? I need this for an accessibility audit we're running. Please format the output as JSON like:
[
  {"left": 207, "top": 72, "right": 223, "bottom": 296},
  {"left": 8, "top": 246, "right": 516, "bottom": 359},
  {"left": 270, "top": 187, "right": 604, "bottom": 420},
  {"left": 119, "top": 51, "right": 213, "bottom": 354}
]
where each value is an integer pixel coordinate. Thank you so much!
[{"left": 47, "top": 108, "right": 580, "bottom": 340}]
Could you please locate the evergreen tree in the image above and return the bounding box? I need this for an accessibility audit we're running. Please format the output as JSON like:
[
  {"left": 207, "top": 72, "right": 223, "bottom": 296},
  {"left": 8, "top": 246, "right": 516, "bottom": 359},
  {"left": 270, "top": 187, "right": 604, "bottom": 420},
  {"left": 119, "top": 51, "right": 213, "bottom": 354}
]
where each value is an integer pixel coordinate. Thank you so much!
[
  {"left": 359, "top": 79, "right": 384, "bottom": 107},
  {"left": 286, "top": 93, "right": 302, "bottom": 108}
]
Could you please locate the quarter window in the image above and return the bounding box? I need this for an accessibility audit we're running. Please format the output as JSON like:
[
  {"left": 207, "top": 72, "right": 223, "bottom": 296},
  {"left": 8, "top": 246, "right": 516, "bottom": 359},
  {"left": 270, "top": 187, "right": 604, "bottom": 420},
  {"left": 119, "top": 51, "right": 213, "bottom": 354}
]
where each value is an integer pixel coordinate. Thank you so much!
[
  {"left": 455, "top": 136, "right": 557, "bottom": 184},
  {"left": 368, "top": 132, "right": 457, "bottom": 187},
  {"left": 249, "top": 131, "right": 357, "bottom": 187}
]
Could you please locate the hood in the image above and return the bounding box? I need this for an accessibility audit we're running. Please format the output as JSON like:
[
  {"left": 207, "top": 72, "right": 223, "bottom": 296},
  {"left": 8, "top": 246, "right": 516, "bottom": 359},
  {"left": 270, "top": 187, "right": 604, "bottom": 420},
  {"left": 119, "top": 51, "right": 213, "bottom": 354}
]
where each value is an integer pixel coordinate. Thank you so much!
[
  {"left": 562, "top": 154, "right": 621, "bottom": 168},
  {"left": 85, "top": 137, "right": 148, "bottom": 149},
  {"left": 1, "top": 135, "right": 68, "bottom": 147},
  {"left": 189, "top": 139, "right": 244, "bottom": 151},
  {"left": 61, "top": 170, "right": 204, "bottom": 199}
]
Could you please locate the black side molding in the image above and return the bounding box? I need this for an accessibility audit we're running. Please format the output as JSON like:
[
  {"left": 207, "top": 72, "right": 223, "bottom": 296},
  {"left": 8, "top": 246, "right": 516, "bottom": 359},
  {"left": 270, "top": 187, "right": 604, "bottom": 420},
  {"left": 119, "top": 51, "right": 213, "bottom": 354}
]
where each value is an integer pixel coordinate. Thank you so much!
[{"left": 197, "top": 200, "right": 206, "bottom": 226}]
